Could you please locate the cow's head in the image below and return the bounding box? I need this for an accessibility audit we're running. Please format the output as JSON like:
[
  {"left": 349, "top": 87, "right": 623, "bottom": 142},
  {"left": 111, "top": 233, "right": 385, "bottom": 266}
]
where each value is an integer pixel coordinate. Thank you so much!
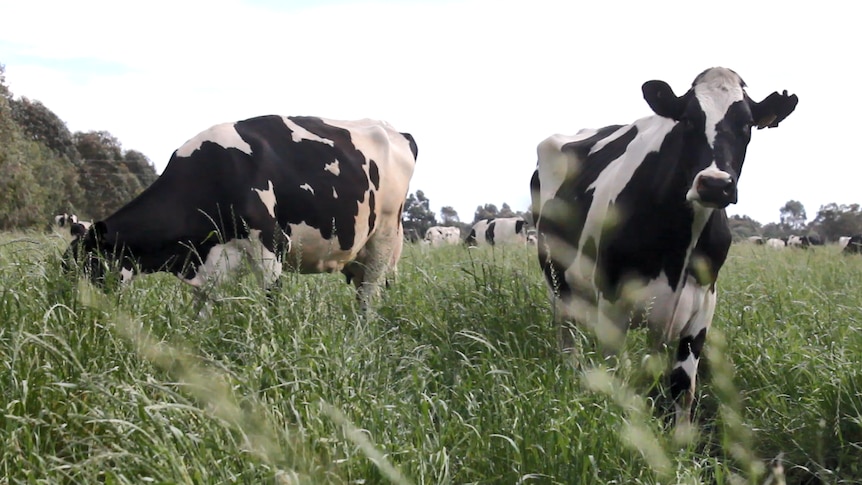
[
  {"left": 642, "top": 67, "right": 798, "bottom": 209},
  {"left": 63, "top": 221, "right": 133, "bottom": 289}
]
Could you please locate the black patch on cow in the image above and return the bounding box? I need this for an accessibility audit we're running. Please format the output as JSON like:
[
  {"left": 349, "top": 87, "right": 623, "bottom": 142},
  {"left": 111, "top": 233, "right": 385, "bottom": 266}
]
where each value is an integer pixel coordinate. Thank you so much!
[
  {"left": 369, "top": 160, "right": 380, "bottom": 190},
  {"left": 676, "top": 327, "right": 707, "bottom": 363},
  {"left": 538, "top": 125, "right": 638, "bottom": 296},
  {"left": 485, "top": 221, "right": 496, "bottom": 246},
  {"left": 669, "top": 366, "right": 692, "bottom": 402},
  {"left": 367, "top": 190, "right": 376, "bottom": 235},
  {"left": 465, "top": 229, "right": 477, "bottom": 246},
  {"left": 515, "top": 219, "right": 525, "bottom": 234},
  {"left": 400, "top": 132, "right": 418, "bottom": 160},
  {"left": 688, "top": 210, "right": 732, "bottom": 288},
  {"left": 844, "top": 235, "right": 862, "bottom": 255}
]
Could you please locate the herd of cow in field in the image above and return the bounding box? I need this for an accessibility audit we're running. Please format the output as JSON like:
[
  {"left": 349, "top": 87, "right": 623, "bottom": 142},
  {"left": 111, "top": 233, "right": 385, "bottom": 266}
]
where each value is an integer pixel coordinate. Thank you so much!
[
  {"left": 745, "top": 234, "right": 862, "bottom": 253},
  {"left": 54, "top": 67, "right": 809, "bottom": 428}
]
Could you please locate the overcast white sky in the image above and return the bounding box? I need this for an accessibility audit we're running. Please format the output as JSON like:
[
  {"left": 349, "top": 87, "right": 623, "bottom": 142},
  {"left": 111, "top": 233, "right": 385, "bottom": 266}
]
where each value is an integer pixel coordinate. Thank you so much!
[{"left": 1, "top": 0, "right": 856, "bottom": 224}]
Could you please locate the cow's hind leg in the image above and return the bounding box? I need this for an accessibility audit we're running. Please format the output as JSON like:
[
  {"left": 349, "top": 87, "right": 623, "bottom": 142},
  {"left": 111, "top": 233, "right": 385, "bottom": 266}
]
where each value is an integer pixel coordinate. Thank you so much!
[
  {"left": 352, "top": 223, "right": 403, "bottom": 312},
  {"left": 668, "top": 286, "right": 716, "bottom": 426}
]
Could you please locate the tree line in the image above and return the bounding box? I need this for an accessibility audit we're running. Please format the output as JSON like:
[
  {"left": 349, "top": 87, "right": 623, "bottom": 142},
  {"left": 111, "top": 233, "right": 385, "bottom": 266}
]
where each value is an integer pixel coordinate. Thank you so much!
[{"left": 0, "top": 64, "right": 157, "bottom": 230}]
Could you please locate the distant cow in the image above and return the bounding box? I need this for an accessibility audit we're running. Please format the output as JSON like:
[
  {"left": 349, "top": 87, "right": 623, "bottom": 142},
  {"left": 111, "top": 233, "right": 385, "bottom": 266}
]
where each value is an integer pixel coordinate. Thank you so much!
[
  {"left": 531, "top": 67, "right": 797, "bottom": 424},
  {"left": 843, "top": 235, "right": 862, "bottom": 254},
  {"left": 65, "top": 115, "right": 418, "bottom": 309},
  {"left": 424, "top": 226, "right": 461, "bottom": 246},
  {"left": 746, "top": 236, "right": 765, "bottom": 245},
  {"left": 465, "top": 217, "right": 528, "bottom": 246},
  {"left": 766, "top": 238, "right": 786, "bottom": 249},
  {"left": 54, "top": 213, "right": 78, "bottom": 228},
  {"left": 786, "top": 235, "right": 810, "bottom": 248}
]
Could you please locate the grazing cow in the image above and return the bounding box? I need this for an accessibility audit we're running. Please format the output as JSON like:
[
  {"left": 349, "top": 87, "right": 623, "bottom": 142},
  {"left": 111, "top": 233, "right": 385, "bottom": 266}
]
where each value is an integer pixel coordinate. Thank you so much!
[
  {"left": 746, "top": 236, "right": 765, "bottom": 245},
  {"left": 766, "top": 238, "right": 786, "bottom": 249},
  {"left": 70, "top": 221, "right": 92, "bottom": 238},
  {"left": 530, "top": 67, "right": 797, "bottom": 424},
  {"left": 424, "top": 226, "right": 461, "bottom": 246},
  {"left": 65, "top": 115, "right": 418, "bottom": 310},
  {"left": 786, "top": 235, "right": 808, "bottom": 248},
  {"left": 54, "top": 213, "right": 78, "bottom": 228},
  {"left": 843, "top": 235, "right": 862, "bottom": 254},
  {"left": 465, "top": 217, "right": 528, "bottom": 246}
]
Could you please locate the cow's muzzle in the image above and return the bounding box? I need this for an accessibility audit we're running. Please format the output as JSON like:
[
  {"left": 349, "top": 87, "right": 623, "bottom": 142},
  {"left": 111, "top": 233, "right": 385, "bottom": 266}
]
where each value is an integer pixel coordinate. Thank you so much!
[{"left": 690, "top": 174, "right": 738, "bottom": 208}]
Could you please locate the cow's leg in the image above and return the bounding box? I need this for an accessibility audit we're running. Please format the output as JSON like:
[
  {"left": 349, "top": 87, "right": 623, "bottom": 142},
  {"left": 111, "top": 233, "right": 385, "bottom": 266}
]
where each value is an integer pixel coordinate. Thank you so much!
[
  {"left": 668, "top": 286, "right": 716, "bottom": 425},
  {"left": 180, "top": 241, "right": 247, "bottom": 316},
  {"left": 240, "top": 229, "right": 284, "bottom": 302},
  {"left": 353, "top": 223, "right": 402, "bottom": 312}
]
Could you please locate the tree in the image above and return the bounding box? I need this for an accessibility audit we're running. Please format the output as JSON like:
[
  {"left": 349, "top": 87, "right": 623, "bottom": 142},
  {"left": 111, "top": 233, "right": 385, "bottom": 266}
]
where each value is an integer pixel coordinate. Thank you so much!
[
  {"left": 728, "top": 214, "right": 762, "bottom": 241},
  {"left": 473, "top": 203, "right": 498, "bottom": 223},
  {"left": 439, "top": 206, "right": 460, "bottom": 225},
  {"left": 403, "top": 190, "right": 437, "bottom": 237},
  {"left": 809, "top": 203, "right": 862, "bottom": 242},
  {"left": 779, "top": 200, "right": 807, "bottom": 231},
  {"left": 0, "top": 66, "right": 77, "bottom": 228},
  {"left": 75, "top": 130, "right": 145, "bottom": 219},
  {"left": 122, "top": 150, "right": 159, "bottom": 188},
  {"left": 9, "top": 97, "right": 80, "bottom": 165}
]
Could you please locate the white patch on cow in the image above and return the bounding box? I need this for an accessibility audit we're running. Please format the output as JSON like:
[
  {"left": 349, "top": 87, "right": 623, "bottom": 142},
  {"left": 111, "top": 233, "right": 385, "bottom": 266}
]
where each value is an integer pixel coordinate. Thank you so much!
[
  {"left": 686, "top": 162, "right": 733, "bottom": 203},
  {"left": 324, "top": 160, "right": 340, "bottom": 175},
  {"left": 181, "top": 240, "right": 246, "bottom": 288},
  {"left": 300, "top": 183, "right": 314, "bottom": 194},
  {"left": 282, "top": 118, "right": 335, "bottom": 146},
  {"left": 121, "top": 267, "right": 134, "bottom": 284},
  {"left": 285, "top": 222, "right": 357, "bottom": 273},
  {"left": 839, "top": 236, "right": 851, "bottom": 249},
  {"left": 175, "top": 122, "right": 252, "bottom": 158},
  {"left": 332, "top": 187, "right": 338, "bottom": 199},
  {"left": 180, "top": 230, "right": 282, "bottom": 289},
  {"left": 424, "top": 226, "right": 461, "bottom": 247},
  {"left": 766, "top": 238, "right": 786, "bottom": 249},
  {"left": 252, "top": 180, "right": 277, "bottom": 218},
  {"left": 693, "top": 68, "right": 745, "bottom": 146}
]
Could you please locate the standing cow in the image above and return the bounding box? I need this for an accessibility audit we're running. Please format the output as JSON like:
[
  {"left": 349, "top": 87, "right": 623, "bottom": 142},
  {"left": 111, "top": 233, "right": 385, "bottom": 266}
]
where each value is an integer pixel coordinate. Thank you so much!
[
  {"left": 465, "top": 217, "right": 529, "bottom": 246},
  {"left": 843, "top": 235, "right": 862, "bottom": 254},
  {"left": 65, "top": 115, "right": 418, "bottom": 310},
  {"left": 531, "top": 67, "right": 797, "bottom": 424}
]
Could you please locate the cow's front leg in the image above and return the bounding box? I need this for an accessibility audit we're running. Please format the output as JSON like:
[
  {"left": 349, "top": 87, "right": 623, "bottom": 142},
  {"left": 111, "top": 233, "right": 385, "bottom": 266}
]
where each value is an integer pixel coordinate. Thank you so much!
[{"left": 668, "top": 287, "right": 716, "bottom": 425}]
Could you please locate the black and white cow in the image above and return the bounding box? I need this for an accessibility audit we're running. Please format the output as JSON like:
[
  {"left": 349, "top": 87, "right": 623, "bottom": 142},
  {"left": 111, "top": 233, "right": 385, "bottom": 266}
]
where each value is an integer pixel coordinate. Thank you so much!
[
  {"left": 465, "top": 217, "right": 528, "bottom": 246},
  {"left": 530, "top": 67, "right": 797, "bottom": 424},
  {"left": 424, "top": 226, "right": 461, "bottom": 246},
  {"left": 65, "top": 115, "right": 418, "bottom": 309},
  {"left": 843, "top": 235, "right": 862, "bottom": 254},
  {"left": 54, "top": 213, "right": 78, "bottom": 228},
  {"left": 746, "top": 236, "right": 765, "bottom": 245}
]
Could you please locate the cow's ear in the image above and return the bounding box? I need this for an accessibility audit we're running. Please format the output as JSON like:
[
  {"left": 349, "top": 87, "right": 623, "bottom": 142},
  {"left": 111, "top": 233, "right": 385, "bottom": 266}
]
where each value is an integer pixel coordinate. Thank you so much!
[
  {"left": 749, "top": 90, "right": 799, "bottom": 129},
  {"left": 642, "top": 80, "right": 685, "bottom": 120}
]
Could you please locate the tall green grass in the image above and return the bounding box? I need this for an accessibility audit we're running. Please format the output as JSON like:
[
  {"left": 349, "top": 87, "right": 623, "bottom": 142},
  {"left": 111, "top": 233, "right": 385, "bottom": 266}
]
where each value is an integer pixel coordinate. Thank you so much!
[{"left": 1, "top": 233, "right": 860, "bottom": 484}]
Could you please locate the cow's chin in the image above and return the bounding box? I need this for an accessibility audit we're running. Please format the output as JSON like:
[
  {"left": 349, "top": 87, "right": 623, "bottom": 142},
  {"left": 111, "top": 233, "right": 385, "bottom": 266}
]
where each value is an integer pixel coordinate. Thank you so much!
[{"left": 686, "top": 191, "right": 736, "bottom": 210}]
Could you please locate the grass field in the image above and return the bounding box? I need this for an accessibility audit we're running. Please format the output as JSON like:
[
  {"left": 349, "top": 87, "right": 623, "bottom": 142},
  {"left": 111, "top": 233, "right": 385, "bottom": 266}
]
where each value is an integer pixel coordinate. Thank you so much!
[{"left": 1, "top": 232, "right": 861, "bottom": 484}]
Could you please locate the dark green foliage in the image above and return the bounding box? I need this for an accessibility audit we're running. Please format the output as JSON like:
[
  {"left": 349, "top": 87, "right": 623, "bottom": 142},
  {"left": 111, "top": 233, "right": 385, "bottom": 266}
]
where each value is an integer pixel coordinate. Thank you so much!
[{"left": 402, "top": 190, "right": 438, "bottom": 237}]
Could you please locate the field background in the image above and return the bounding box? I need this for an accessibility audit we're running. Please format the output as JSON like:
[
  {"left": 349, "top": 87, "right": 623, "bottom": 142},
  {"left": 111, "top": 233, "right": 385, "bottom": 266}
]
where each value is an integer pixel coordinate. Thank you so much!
[{"left": 1, "top": 232, "right": 860, "bottom": 484}]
